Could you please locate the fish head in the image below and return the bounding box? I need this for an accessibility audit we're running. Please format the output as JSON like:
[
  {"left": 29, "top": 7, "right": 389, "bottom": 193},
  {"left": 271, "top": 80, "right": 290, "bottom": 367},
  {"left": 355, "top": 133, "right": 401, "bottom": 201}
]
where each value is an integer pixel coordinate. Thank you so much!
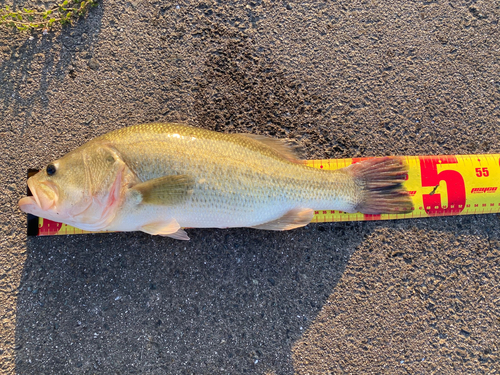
[{"left": 19, "top": 142, "right": 127, "bottom": 230}]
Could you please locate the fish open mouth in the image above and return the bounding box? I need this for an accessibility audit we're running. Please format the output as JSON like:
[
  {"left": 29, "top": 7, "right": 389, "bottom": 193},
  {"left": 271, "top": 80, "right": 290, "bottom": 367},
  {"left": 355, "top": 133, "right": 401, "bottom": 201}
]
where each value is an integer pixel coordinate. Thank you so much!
[{"left": 18, "top": 178, "right": 58, "bottom": 213}]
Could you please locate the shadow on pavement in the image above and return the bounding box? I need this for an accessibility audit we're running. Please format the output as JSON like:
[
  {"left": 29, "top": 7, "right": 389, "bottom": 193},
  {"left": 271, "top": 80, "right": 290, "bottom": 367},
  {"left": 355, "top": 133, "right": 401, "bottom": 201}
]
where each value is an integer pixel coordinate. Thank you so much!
[
  {"left": 293, "top": 215, "right": 500, "bottom": 373},
  {"left": 15, "top": 222, "right": 369, "bottom": 374}
]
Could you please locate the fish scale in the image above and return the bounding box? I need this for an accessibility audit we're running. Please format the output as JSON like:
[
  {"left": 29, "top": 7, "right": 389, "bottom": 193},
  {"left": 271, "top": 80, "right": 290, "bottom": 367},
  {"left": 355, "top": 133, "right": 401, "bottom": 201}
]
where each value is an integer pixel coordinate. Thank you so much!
[{"left": 99, "top": 124, "right": 361, "bottom": 229}]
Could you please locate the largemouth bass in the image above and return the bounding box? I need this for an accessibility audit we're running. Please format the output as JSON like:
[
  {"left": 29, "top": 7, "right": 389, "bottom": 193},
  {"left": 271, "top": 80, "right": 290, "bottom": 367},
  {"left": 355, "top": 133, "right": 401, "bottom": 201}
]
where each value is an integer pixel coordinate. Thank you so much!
[{"left": 19, "top": 123, "right": 412, "bottom": 240}]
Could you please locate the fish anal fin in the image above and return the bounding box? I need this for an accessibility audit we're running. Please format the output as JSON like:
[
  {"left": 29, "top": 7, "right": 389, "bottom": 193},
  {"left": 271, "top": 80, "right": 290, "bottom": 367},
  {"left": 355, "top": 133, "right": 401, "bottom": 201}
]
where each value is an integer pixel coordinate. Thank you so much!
[
  {"left": 252, "top": 208, "right": 314, "bottom": 231},
  {"left": 132, "top": 174, "right": 195, "bottom": 205},
  {"left": 235, "top": 133, "right": 304, "bottom": 164}
]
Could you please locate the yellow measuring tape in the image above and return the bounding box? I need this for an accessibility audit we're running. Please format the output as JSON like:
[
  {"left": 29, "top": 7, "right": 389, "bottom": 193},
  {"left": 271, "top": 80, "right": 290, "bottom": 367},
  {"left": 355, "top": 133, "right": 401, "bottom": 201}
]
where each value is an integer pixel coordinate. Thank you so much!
[
  {"left": 307, "top": 154, "right": 500, "bottom": 223},
  {"left": 29, "top": 154, "right": 500, "bottom": 236}
]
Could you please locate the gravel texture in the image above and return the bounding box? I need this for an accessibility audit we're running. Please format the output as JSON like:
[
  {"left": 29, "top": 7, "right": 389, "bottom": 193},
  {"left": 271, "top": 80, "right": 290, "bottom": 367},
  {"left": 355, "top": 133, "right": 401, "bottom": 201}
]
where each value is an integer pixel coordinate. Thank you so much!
[{"left": 1, "top": 0, "right": 499, "bottom": 374}]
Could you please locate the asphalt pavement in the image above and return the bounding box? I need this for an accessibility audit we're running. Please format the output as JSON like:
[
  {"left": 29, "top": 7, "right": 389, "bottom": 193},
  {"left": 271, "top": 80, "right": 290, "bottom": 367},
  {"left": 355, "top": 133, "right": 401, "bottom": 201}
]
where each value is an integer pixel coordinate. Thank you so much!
[{"left": 1, "top": 0, "right": 499, "bottom": 374}]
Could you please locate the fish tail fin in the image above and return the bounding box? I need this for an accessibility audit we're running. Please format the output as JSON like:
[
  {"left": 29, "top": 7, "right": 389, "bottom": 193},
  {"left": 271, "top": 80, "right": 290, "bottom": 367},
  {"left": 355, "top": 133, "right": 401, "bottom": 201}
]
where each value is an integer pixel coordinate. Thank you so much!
[{"left": 346, "top": 157, "right": 413, "bottom": 214}]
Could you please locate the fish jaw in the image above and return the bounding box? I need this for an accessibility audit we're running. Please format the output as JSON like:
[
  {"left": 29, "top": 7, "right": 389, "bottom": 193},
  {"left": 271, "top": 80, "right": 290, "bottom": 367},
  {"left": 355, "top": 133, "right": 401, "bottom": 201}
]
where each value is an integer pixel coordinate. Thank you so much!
[
  {"left": 18, "top": 195, "right": 39, "bottom": 215},
  {"left": 19, "top": 178, "right": 57, "bottom": 214},
  {"left": 18, "top": 194, "right": 60, "bottom": 221}
]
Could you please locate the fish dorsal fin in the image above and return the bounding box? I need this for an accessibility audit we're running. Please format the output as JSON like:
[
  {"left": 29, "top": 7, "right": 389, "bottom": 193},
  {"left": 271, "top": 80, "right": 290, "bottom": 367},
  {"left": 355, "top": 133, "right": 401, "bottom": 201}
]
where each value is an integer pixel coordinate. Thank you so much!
[
  {"left": 132, "top": 174, "right": 195, "bottom": 205},
  {"left": 141, "top": 219, "right": 190, "bottom": 240},
  {"left": 251, "top": 208, "right": 314, "bottom": 231},
  {"left": 235, "top": 133, "right": 304, "bottom": 164}
]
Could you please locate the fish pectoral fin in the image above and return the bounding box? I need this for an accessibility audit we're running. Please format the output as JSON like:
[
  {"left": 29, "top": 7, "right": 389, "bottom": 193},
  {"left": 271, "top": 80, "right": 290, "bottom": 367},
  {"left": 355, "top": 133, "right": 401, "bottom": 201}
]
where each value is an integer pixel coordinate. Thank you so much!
[
  {"left": 251, "top": 208, "right": 314, "bottom": 231},
  {"left": 132, "top": 174, "right": 195, "bottom": 205},
  {"left": 235, "top": 133, "right": 304, "bottom": 164},
  {"left": 141, "top": 219, "right": 190, "bottom": 240}
]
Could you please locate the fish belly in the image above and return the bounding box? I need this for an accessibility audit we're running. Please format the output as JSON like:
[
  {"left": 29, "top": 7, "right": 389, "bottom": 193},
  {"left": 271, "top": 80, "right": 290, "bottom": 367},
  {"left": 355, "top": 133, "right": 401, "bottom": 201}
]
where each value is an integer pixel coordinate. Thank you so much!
[{"left": 106, "top": 199, "right": 297, "bottom": 231}]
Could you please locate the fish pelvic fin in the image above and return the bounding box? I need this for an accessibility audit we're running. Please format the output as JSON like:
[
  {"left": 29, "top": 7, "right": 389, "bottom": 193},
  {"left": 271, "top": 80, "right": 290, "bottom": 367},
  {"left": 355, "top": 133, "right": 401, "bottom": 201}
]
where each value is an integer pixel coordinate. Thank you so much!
[
  {"left": 141, "top": 219, "right": 190, "bottom": 240},
  {"left": 132, "top": 174, "right": 195, "bottom": 205},
  {"left": 251, "top": 208, "right": 314, "bottom": 231},
  {"left": 346, "top": 157, "right": 414, "bottom": 214}
]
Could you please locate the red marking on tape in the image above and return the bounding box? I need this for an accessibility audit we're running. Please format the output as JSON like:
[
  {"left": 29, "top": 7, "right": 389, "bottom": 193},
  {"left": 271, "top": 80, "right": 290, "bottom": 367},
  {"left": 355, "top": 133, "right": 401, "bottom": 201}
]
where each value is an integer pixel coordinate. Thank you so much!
[
  {"left": 470, "top": 187, "right": 498, "bottom": 194},
  {"left": 351, "top": 157, "right": 372, "bottom": 164},
  {"left": 39, "top": 219, "right": 62, "bottom": 235},
  {"left": 419, "top": 155, "right": 466, "bottom": 216}
]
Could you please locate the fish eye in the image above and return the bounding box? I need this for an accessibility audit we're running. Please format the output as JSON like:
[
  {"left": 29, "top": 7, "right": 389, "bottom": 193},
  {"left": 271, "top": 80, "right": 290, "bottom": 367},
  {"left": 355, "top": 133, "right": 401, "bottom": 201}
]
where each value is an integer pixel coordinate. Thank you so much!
[
  {"left": 106, "top": 155, "right": 115, "bottom": 163},
  {"left": 46, "top": 163, "right": 56, "bottom": 176}
]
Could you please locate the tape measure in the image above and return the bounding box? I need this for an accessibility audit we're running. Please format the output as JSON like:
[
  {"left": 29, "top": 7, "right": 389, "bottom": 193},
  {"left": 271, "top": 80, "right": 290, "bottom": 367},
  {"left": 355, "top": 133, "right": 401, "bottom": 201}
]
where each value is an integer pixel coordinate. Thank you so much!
[
  {"left": 27, "top": 154, "right": 500, "bottom": 236},
  {"left": 307, "top": 154, "right": 500, "bottom": 223}
]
